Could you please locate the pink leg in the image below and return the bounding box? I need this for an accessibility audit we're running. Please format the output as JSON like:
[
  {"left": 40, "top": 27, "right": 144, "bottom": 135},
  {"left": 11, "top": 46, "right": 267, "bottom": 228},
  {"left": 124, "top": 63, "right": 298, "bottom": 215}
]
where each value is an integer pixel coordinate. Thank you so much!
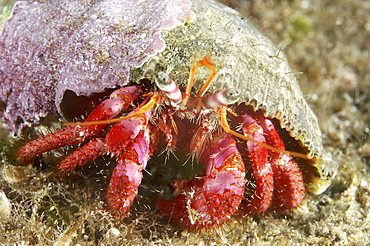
[
  {"left": 105, "top": 106, "right": 157, "bottom": 214},
  {"left": 259, "top": 117, "right": 305, "bottom": 210},
  {"left": 105, "top": 106, "right": 153, "bottom": 155},
  {"left": 18, "top": 85, "right": 141, "bottom": 163},
  {"left": 156, "top": 132, "right": 245, "bottom": 229},
  {"left": 240, "top": 114, "right": 274, "bottom": 213},
  {"left": 107, "top": 129, "right": 153, "bottom": 214}
]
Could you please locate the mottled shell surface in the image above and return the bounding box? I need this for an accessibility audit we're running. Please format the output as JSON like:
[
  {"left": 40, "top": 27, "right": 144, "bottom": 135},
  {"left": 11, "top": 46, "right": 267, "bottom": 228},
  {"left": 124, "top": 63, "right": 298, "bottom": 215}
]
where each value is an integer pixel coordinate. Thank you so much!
[{"left": 0, "top": 0, "right": 335, "bottom": 192}]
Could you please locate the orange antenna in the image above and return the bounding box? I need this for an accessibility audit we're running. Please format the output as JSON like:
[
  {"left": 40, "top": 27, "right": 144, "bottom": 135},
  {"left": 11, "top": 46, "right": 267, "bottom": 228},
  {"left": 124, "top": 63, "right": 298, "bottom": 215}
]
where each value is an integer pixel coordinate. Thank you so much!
[
  {"left": 217, "top": 107, "right": 310, "bottom": 160},
  {"left": 62, "top": 94, "right": 161, "bottom": 127},
  {"left": 182, "top": 55, "right": 217, "bottom": 108}
]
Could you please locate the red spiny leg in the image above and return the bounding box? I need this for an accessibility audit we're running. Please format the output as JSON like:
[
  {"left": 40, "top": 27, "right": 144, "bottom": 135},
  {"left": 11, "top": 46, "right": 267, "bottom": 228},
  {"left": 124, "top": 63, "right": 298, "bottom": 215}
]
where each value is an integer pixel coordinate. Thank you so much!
[
  {"left": 259, "top": 117, "right": 305, "bottom": 210},
  {"left": 156, "top": 132, "right": 245, "bottom": 229},
  {"left": 59, "top": 138, "right": 107, "bottom": 174},
  {"left": 18, "top": 85, "right": 141, "bottom": 163},
  {"left": 106, "top": 112, "right": 149, "bottom": 155},
  {"left": 240, "top": 114, "right": 274, "bottom": 214},
  {"left": 107, "top": 127, "right": 157, "bottom": 214},
  {"left": 106, "top": 107, "right": 157, "bottom": 214}
]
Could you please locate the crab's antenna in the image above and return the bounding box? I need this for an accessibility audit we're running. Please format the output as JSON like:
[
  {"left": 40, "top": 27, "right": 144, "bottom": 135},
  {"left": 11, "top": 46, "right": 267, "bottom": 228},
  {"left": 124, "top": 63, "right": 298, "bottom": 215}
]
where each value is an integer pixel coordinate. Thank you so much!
[
  {"left": 193, "top": 55, "right": 217, "bottom": 108},
  {"left": 218, "top": 107, "right": 310, "bottom": 160},
  {"left": 62, "top": 94, "right": 161, "bottom": 127},
  {"left": 182, "top": 55, "right": 217, "bottom": 108}
]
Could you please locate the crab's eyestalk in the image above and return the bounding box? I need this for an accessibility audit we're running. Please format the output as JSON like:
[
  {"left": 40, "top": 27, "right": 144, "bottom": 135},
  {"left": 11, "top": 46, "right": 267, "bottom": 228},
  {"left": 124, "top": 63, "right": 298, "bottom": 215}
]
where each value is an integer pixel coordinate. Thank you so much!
[
  {"left": 202, "top": 88, "right": 240, "bottom": 109},
  {"left": 155, "top": 71, "right": 182, "bottom": 108}
]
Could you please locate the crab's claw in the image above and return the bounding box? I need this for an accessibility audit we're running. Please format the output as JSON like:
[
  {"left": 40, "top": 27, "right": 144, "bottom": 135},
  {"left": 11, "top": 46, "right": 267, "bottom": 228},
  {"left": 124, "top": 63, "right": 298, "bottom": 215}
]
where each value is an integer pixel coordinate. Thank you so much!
[
  {"left": 239, "top": 114, "right": 274, "bottom": 213},
  {"left": 105, "top": 106, "right": 158, "bottom": 214},
  {"left": 240, "top": 114, "right": 305, "bottom": 213},
  {"left": 156, "top": 132, "right": 245, "bottom": 229}
]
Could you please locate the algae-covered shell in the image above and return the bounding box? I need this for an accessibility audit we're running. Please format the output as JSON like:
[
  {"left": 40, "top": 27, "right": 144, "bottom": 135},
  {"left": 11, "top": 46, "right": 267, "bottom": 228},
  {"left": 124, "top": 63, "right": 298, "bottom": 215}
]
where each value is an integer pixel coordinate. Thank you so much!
[
  {"left": 132, "top": 0, "right": 337, "bottom": 193},
  {"left": 0, "top": 0, "right": 336, "bottom": 193}
]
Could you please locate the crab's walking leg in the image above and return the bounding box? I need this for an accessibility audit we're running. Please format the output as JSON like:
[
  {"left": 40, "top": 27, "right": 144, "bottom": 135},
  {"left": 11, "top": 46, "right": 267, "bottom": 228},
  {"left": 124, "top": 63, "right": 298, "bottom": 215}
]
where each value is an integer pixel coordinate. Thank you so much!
[
  {"left": 17, "top": 86, "right": 140, "bottom": 163},
  {"left": 105, "top": 108, "right": 157, "bottom": 214},
  {"left": 259, "top": 117, "right": 305, "bottom": 210},
  {"left": 59, "top": 138, "right": 107, "bottom": 173},
  {"left": 218, "top": 108, "right": 305, "bottom": 211},
  {"left": 107, "top": 128, "right": 156, "bottom": 214},
  {"left": 156, "top": 132, "right": 245, "bottom": 229},
  {"left": 218, "top": 107, "right": 309, "bottom": 160},
  {"left": 240, "top": 115, "right": 274, "bottom": 213}
]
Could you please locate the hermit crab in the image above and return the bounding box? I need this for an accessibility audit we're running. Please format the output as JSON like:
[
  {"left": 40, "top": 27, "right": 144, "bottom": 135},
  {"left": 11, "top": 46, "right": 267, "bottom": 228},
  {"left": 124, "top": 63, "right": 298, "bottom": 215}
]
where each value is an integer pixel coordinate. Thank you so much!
[{"left": 0, "top": 0, "right": 336, "bottom": 229}]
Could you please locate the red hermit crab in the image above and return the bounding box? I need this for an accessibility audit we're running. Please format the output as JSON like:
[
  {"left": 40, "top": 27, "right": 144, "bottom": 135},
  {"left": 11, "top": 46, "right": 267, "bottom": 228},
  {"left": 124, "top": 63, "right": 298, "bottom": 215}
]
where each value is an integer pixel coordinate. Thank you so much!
[
  {"left": 0, "top": 0, "right": 335, "bottom": 230},
  {"left": 17, "top": 55, "right": 307, "bottom": 229}
]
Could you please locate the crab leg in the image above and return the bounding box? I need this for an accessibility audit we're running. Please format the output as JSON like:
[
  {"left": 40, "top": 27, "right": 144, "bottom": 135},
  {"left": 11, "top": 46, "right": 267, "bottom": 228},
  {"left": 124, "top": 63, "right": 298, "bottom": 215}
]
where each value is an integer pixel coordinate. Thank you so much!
[
  {"left": 240, "top": 114, "right": 274, "bottom": 213},
  {"left": 59, "top": 138, "right": 107, "bottom": 173},
  {"left": 57, "top": 100, "right": 157, "bottom": 214},
  {"left": 258, "top": 117, "right": 305, "bottom": 210},
  {"left": 156, "top": 131, "right": 245, "bottom": 229},
  {"left": 106, "top": 107, "right": 157, "bottom": 214},
  {"left": 18, "top": 86, "right": 140, "bottom": 163},
  {"left": 158, "top": 112, "right": 178, "bottom": 150},
  {"left": 218, "top": 107, "right": 310, "bottom": 160},
  {"left": 107, "top": 128, "right": 155, "bottom": 214}
]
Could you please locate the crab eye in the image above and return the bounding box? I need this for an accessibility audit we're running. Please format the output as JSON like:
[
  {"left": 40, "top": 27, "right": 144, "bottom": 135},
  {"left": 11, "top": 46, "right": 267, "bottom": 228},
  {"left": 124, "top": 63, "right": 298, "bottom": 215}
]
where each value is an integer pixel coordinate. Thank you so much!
[
  {"left": 224, "top": 88, "right": 240, "bottom": 104},
  {"left": 155, "top": 71, "right": 182, "bottom": 107},
  {"left": 202, "top": 88, "right": 241, "bottom": 109},
  {"left": 155, "top": 71, "right": 171, "bottom": 90}
]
